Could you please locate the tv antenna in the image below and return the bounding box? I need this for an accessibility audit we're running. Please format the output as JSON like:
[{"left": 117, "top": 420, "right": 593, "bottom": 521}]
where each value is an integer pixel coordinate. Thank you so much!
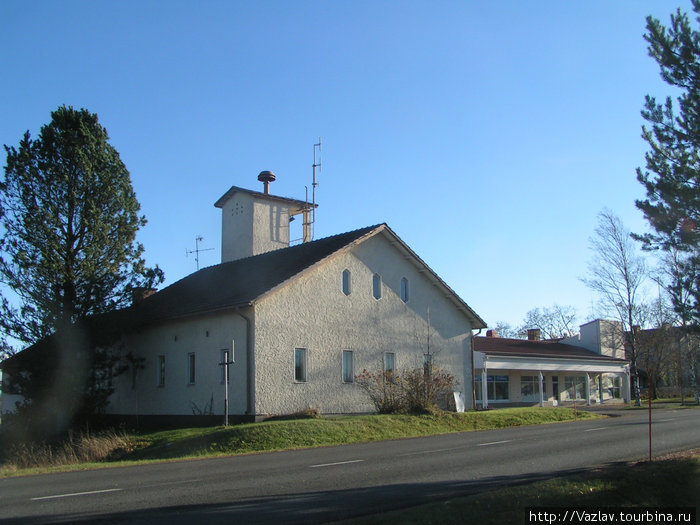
[
  {"left": 308, "top": 138, "right": 321, "bottom": 240},
  {"left": 186, "top": 236, "right": 213, "bottom": 270}
]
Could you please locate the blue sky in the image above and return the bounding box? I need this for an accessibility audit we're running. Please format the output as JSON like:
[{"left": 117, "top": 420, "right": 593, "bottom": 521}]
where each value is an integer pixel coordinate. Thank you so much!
[{"left": 1, "top": 1, "right": 690, "bottom": 331}]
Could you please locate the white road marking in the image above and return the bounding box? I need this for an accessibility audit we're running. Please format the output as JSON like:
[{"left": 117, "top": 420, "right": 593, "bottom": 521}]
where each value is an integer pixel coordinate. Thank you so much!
[
  {"left": 583, "top": 427, "right": 607, "bottom": 432},
  {"left": 140, "top": 478, "right": 204, "bottom": 489},
  {"left": 397, "top": 446, "right": 465, "bottom": 457},
  {"left": 654, "top": 418, "right": 674, "bottom": 422},
  {"left": 310, "top": 459, "right": 365, "bottom": 468},
  {"left": 476, "top": 440, "right": 511, "bottom": 447},
  {"left": 31, "top": 488, "right": 123, "bottom": 501}
]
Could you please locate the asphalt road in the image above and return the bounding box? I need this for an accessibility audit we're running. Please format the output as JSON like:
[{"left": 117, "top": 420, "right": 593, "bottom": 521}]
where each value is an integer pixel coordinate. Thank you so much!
[{"left": 0, "top": 406, "right": 698, "bottom": 524}]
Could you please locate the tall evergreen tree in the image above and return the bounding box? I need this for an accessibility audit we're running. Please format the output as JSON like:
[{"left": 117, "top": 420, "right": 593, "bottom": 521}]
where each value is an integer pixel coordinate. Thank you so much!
[
  {"left": 0, "top": 106, "right": 163, "bottom": 349},
  {"left": 0, "top": 107, "right": 163, "bottom": 431},
  {"left": 635, "top": 1, "right": 700, "bottom": 327}
]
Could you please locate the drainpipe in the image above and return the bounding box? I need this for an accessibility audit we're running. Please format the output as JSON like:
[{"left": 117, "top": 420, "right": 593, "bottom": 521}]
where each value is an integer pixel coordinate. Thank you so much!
[
  {"left": 585, "top": 372, "right": 591, "bottom": 406},
  {"left": 234, "top": 308, "right": 254, "bottom": 418},
  {"left": 470, "top": 328, "right": 482, "bottom": 410}
]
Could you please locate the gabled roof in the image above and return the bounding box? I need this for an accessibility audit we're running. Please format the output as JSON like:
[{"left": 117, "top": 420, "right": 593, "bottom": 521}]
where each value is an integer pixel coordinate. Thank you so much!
[
  {"left": 1, "top": 223, "right": 486, "bottom": 372},
  {"left": 214, "top": 185, "right": 314, "bottom": 212},
  {"left": 474, "top": 336, "right": 628, "bottom": 363},
  {"left": 132, "top": 223, "right": 485, "bottom": 328},
  {"left": 132, "top": 224, "right": 380, "bottom": 325}
]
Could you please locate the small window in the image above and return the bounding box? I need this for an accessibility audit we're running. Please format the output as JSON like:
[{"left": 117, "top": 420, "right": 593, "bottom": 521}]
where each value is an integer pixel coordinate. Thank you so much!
[
  {"left": 342, "top": 350, "right": 354, "bottom": 383},
  {"left": 157, "top": 355, "right": 165, "bottom": 387},
  {"left": 384, "top": 352, "right": 395, "bottom": 375},
  {"left": 295, "top": 348, "right": 307, "bottom": 382},
  {"left": 188, "top": 353, "right": 196, "bottom": 384},
  {"left": 342, "top": 269, "right": 351, "bottom": 296},
  {"left": 372, "top": 273, "right": 382, "bottom": 299},
  {"left": 400, "top": 277, "right": 409, "bottom": 303}
]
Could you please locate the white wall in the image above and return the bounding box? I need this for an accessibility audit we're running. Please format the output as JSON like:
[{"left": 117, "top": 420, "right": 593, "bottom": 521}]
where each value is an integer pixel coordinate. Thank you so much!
[
  {"left": 107, "top": 310, "right": 249, "bottom": 417},
  {"left": 562, "top": 319, "right": 624, "bottom": 358},
  {"left": 252, "top": 232, "right": 474, "bottom": 416},
  {"left": 220, "top": 191, "right": 291, "bottom": 263}
]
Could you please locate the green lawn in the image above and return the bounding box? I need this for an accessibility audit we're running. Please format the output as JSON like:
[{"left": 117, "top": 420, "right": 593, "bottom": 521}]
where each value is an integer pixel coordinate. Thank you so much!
[{"left": 0, "top": 407, "right": 600, "bottom": 475}]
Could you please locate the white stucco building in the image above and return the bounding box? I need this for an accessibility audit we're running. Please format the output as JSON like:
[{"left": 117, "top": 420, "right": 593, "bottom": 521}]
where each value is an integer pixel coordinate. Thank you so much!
[
  {"left": 1, "top": 175, "right": 485, "bottom": 423},
  {"left": 111, "top": 178, "right": 486, "bottom": 421},
  {"left": 473, "top": 320, "right": 630, "bottom": 409}
]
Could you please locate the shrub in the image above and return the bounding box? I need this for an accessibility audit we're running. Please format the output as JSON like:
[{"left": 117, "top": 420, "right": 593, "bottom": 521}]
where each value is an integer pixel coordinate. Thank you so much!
[
  {"left": 355, "top": 369, "right": 405, "bottom": 413},
  {"left": 355, "top": 365, "right": 457, "bottom": 414}
]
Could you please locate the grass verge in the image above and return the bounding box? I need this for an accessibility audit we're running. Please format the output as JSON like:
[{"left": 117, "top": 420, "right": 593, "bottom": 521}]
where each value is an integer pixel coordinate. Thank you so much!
[
  {"left": 337, "top": 450, "right": 700, "bottom": 524},
  {"left": 0, "top": 407, "right": 600, "bottom": 476}
]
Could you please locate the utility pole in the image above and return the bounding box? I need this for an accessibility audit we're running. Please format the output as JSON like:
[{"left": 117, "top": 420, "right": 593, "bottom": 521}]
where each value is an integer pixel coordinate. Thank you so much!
[{"left": 219, "top": 344, "right": 234, "bottom": 426}]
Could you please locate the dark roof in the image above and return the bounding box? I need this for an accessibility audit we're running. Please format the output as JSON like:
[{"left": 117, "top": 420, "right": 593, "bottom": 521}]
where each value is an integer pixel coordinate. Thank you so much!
[
  {"left": 132, "top": 224, "right": 381, "bottom": 325},
  {"left": 2, "top": 223, "right": 486, "bottom": 371},
  {"left": 0, "top": 226, "right": 380, "bottom": 373},
  {"left": 474, "top": 336, "right": 628, "bottom": 362}
]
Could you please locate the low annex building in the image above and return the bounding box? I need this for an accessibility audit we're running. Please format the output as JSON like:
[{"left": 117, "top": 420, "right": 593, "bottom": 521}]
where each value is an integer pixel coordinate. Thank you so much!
[
  {"left": 473, "top": 320, "right": 630, "bottom": 408},
  {"left": 1, "top": 174, "right": 486, "bottom": 423}
]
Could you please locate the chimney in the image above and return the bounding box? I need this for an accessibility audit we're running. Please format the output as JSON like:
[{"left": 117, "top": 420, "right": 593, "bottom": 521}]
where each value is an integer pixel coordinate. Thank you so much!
[
  {"left": 257, "top": 170, "right": 276, "bottom": 194},
  {"left": 486, "top": 329, "right": 498, "bottom": 338},
  {"left": 527, "top": 329, "right": 541, "bottom": 341},
  {"left": 132, "top": 287, "right": 157, "bottom": 305}
]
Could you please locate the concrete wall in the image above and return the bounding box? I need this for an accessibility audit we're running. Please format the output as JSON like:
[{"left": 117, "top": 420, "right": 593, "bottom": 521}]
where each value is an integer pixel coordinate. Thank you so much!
[
  {"left": 107, "top": 310, "right": 249, "bottom": 417},
  {"left": 252, "top": 232, "right": 474, "bottom": 416},
  {"left": 562, "top": 319, "right": 624, "bottom": 358},
  {"left": 220, "top": 191, "right": 291, "bottom": 263}
]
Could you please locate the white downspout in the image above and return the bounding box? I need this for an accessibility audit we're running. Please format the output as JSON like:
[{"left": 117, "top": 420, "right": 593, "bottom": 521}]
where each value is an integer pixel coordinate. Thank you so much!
[
  {"left": 482, "top": 361, "right": 489, "bottom": 410},
  {"left": 585, "top": 372, "right": 591, "bottom": 406},
  {"left": 470, "top": 328, "right": 482, "bottom": 411}
]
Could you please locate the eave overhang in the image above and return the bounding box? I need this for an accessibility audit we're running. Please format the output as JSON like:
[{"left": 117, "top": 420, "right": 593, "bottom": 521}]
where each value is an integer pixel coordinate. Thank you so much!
[{"left": 474, "top": 351, "right": 629, "bottom": 374}]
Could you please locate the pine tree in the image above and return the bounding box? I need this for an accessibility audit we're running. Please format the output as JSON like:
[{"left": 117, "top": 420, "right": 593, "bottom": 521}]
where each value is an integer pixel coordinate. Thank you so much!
[
  {"left": 0, "top": 106, "right": 163, "bottom": 430},
  {"left": 1, "top": 106, "right": 162, "bottom": 347},
  {"left": 635, "top": 1, "right": 700, "bottom": 325},
  {"left": 636, "top": 2, "right": 700, "bottom": 402}
]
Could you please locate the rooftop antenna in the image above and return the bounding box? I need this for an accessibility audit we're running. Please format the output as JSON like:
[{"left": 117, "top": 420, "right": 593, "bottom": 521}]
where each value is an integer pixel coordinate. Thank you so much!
[
  {"left": 186, "top": 235, "right": 214, "bottom": 271},
  {"left": 311, "top": 138, "right": 321, "bottom": 240}
]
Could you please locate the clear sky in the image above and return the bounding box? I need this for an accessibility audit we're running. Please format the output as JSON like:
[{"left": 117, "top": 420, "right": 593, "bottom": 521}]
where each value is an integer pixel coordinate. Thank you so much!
[{"left": 1, "top": 0, "right": 691, "bottom": 332}]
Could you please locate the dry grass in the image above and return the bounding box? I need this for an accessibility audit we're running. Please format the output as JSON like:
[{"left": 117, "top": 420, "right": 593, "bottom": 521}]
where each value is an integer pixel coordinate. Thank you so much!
[{"left": 1, "top": 429, "right": 133, "bottom": 473}]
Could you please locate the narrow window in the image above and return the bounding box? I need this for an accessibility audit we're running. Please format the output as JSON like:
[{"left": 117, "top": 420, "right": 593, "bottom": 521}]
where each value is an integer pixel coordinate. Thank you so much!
[
  {"left": 564, "top": 376, "right": 586, "bottom": 400},
  {"left": 400, "top": 277, "right": 409, "bottom": 303},
  {"left": 384, "top": 352, "right": 395, "bottom": 375},
  {"left": 342, "top": 350, "right": 354, "bottom": 383},
  {"left": 520, "top": 375, "right": 540, "bottom": 402},
  {"left": 493, "top": 375, "right": 510, "bottom": 400},
  {"left": 342, "top": 269, "right": 351, "bottom": 296},
  {"left": 188, "top": 353, "right": 196, "bottom": 384},
  {"left": 157, "top": 355, "right": 165, "bottom": 387},
  {"left": 372, "top": 273, "right": 382, "bottom": 299},
  {"left": 295, "top": 348, "right": 307, "bottom": 382}
]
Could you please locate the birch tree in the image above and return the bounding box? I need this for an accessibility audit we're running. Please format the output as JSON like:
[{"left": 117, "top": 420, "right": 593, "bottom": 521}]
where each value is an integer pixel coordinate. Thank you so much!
[{"left": 583, "top": 210, "right": 648, "bottom": 405}]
